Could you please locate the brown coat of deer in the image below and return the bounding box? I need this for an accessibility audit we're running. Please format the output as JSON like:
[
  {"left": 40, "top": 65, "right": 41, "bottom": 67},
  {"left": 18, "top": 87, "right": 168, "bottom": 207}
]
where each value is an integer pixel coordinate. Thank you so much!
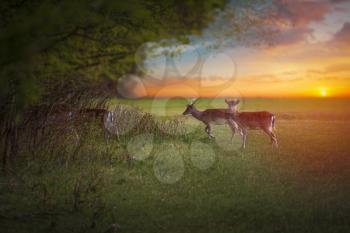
[
  {"left": 182, "top": 99, "right": 239, "bottom": 139},
  {"left": 225, "top": 99, "right": 278, "bottom": 148}
]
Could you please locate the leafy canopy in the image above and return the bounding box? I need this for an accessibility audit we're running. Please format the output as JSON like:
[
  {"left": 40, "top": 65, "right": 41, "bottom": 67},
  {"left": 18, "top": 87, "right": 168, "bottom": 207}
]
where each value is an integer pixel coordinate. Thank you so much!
[{"left": 0, "top": 0, "right": 227, "bottom": 118}]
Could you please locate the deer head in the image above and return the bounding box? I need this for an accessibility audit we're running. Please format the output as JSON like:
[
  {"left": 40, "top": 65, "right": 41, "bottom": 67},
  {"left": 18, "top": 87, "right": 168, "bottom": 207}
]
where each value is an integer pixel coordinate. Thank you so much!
[
  {"left": 225, "top": 98, "right": 240, "bottom": 112},
  {"left": 182, "top": 98, "right": 199, "bottom": 115}
]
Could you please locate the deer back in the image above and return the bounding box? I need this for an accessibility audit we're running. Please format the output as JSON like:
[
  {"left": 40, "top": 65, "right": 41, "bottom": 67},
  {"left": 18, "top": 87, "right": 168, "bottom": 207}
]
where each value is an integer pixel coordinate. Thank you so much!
[
  {"left": 234, "top": 111, "right": 274, "bottom": 129},
  {"left": 201, "top": 109, "right": 233, "bottom": 124}
]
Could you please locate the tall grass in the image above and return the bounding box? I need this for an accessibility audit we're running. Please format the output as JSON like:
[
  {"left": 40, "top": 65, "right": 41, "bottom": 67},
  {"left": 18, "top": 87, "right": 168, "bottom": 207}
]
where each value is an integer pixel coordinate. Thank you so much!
[
  {"left": 109, "top": 105, "right": 187, "bottom": 139},
  {"left": 0, "top": 104, "right": 192, "bottom": 233},
  {"left": 1, "top": 100, "right": 350, "bottom": 233}
]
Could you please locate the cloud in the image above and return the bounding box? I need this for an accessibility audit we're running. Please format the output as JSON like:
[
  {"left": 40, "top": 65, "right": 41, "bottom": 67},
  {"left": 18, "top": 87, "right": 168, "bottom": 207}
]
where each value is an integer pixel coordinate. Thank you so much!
[
  {"left": 263, "top": 0, "right": 350, "bottom": 47},
  {"left": 135, "top": 1, "right": 350, "bottom": 98},
  {"left": 332, "top": 22, "right": 350, "bottom": 44},
  {"left": 330, "top": 0, "right": 349, "bottom": 4},
  {"left": 271, "top": 27, "right": 313, "bottom": 45},
  {"left": 306, "top": 63, "right": 350, "bottom": 75},
  {"left": 306, "top": 69, "right": 324, "bottom": 75},
  {"left": 272, "top": 0, "right": 334, "bottom": 27},
  {"left": 239, "top": 72, "right": 306, "bottom": 83},
  {"left": 240, "top": 74, "right": 279, "bottom": 83},
  {"left": 325, "top": 63, "right": 350, "bottom": 73}
]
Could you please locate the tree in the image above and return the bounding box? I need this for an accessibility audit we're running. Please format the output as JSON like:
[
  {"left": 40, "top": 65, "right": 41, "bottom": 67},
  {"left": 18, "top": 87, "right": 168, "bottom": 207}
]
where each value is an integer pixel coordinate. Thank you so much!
[
  {"left": 0, "top": 0, "right": 228, "bottom": 170},
  {"left": 0, "top": 0, "right": 277, "bottom": 170}
]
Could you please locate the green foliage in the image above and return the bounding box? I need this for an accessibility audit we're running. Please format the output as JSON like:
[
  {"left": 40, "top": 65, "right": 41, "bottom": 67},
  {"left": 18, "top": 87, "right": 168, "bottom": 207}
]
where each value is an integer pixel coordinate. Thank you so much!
[{"left": 0, "top": 0, "right": 227, "bottom": 119}]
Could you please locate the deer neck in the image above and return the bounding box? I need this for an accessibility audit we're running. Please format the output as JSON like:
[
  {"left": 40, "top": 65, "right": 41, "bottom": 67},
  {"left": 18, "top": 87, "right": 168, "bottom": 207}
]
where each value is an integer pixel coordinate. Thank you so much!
[
  {"left": 229, "top": 108, "right": 241, "bottom": 119},
  {"left": 228, "top": 106, "right": 239, "bottom": 113},
  {"left": 190, "top": 107, "right": 203, "bottom": 120}
]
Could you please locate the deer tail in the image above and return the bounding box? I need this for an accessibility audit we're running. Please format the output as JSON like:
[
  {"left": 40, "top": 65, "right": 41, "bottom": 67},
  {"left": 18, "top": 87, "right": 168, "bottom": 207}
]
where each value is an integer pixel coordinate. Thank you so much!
[{"left": 272, "top": 115, "right": 276, "bottom": 130}]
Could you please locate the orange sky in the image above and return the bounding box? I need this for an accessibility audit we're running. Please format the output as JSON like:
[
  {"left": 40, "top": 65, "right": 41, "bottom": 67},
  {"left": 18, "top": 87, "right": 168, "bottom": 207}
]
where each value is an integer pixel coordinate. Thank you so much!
[
  {"left": 133, "top": 77, "right": 350, "bottom": 98},
  {"left": 122, "top": 0, "right": 350, "bottom": 99}
]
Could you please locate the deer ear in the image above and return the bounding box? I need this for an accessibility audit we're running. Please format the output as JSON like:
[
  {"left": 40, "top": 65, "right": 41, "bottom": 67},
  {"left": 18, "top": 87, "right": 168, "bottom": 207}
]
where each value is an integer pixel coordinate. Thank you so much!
[
  {"left": 225, "top": 98, "right": 229, "bottom": 104},
  {"left": 235, "top": 99, "right": 240, "bottom": 105}
]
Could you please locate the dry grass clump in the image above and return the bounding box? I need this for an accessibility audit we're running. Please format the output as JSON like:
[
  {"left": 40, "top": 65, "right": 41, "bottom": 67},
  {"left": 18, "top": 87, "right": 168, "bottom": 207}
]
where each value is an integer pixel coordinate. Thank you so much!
[
  {"left": 108, "top": 105, "right": 187, "bottom": 139},
  {"left": 8, "top": 104, "right": 187, "bottom": 167}
]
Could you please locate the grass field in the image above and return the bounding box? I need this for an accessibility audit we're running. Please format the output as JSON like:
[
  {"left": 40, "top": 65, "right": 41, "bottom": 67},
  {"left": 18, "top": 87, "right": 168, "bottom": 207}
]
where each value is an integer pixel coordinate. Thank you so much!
[
  {"left": 1, "top": 98, "right": 350, "bottom": 233},
  {"left": 111, "top": 97, "right": 350, "bottom": 114}
]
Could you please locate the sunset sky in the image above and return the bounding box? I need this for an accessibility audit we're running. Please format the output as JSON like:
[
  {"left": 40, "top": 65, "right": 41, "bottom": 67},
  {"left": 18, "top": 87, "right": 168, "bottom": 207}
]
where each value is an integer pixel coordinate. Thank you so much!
[{"left": 125, "top": 0, "right": 350, "bottom": 98}]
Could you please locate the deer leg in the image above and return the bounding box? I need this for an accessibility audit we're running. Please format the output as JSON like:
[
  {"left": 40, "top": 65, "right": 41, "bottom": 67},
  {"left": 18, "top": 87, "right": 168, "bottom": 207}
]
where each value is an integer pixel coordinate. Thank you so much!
[
  {"left": 205, "top": 124, "right": 214, "bottom": 139},
  {"left": 228, "top": 120, "right": 237, "bottom": 141},
  {"left": 271, "top": 131, "right": 278, "bottom": 147},
  {"left": 204, "top": 125, "right": 210, "bottom": 139},
  {"left": 262, "top": 128, "right": 278, "bottom": 147},
  {"left": 241, "top": 129, "right": 248, "bottom": 149},
  {"left": 234, "top": 121, "right": 243, "bottom": 139},
  {"left": 228, "top": 120, "right": 234, "bottom": 141},
  {"left": 209, "top": 124, "right": 215, "bottom": 139},
  {"left": 262, "top": 128, "right": 273, "bottom": 144}
]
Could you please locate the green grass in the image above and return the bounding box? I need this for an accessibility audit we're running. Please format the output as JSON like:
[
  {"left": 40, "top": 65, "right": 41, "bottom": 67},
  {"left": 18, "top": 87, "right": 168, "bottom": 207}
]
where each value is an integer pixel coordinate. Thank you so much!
[
  {"left": 1, "top": 98, "right": 350, "bottom": 233},
  {"left": 110, "top": 97, "right": 350, "bottom": 115}
]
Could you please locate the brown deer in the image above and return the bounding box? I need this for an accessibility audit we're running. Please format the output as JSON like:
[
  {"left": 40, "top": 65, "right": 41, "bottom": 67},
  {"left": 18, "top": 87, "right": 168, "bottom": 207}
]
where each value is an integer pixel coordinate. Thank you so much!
[
  {"left": 225, "top": 99, "right": 278, "bottom": 148},
  {"left": 182, "top": 99, "right": 240, "bottom": 139}
]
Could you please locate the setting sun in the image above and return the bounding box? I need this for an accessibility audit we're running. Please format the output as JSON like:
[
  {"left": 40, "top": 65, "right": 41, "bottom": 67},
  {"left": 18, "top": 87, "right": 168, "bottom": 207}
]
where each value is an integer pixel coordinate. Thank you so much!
[{"left": 319, "top": 87, "right": 329, "bottom": 97}]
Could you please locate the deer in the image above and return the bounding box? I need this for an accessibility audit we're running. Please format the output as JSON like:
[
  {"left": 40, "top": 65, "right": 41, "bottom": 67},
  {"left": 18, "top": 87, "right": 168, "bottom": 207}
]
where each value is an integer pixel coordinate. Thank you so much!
[
  {"left": 182, "top": 99, "right": 241, "bottom": 140},
  {"left": 225, "top": 99, "right": 278, "bottom": 149}
]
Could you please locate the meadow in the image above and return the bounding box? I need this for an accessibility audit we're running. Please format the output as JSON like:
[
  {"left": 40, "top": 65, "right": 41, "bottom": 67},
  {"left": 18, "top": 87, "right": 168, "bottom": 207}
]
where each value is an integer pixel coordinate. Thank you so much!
[{"left": 1, "top": 98, "right": 350, "bottom": 233}]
